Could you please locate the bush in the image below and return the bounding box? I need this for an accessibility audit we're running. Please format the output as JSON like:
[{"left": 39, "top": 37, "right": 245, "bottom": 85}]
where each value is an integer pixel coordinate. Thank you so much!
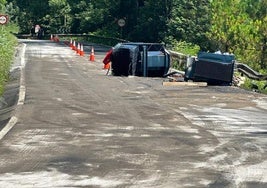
[
  {"left": 165, "top": 37, "right": 200, "bottom": 56},
  {"left": 240, "top": 77, "right": 267, "bottom": 94},
  {"left": 0, "top": 24, "right": 18, "bottom": 95},
  {"left": 164, "top": 37, "right": 200, "bottom": 70}
]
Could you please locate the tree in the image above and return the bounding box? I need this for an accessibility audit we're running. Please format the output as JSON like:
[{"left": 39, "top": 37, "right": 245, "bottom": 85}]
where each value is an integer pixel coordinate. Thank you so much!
[
  {"left": 66, "top": 0, "right": 119, "bottom": 35},
  {"left": 0, "top": 0, "right": 6, "bottom": 11},
  {"left": 166, "top": 0, "right": 211, "bottom": 50},
  {"left": 129, "top": 0, "right": 168, "bottom": 42},
  {"left": 208, "top": 0, "right": 267, "bottom": 70},
  {"left": 7, "top": 0, "right": 49, "bottom": 33},
  {"left": 44, "top": 0, "right": 71, "bottom": 33},
  {"left": 0, "top": 0, "right": 18, "bottom": 95},
  {"left": 242, "top": 0, "right": 267, "bottom": 68}
]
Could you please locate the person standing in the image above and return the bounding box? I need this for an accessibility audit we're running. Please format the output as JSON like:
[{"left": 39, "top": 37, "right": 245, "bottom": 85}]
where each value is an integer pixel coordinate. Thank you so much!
[{"left": 30, "top": 25, "right": 35, "bottom": 37}]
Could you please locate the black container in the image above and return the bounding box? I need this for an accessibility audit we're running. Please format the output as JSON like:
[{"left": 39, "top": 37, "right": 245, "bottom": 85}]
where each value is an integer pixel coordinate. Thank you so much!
[{"left": 185, "top": 52, "right": 235, "bottom": 85}]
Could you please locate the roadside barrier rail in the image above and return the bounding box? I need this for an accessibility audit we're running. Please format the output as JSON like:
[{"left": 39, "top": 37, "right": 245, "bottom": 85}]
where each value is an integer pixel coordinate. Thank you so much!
[
  {"left": 16, "top": 33, "right": 266, "bottom": 82},
  {"left": 16, "top": 33, "right": 128, "bottom": 47}
]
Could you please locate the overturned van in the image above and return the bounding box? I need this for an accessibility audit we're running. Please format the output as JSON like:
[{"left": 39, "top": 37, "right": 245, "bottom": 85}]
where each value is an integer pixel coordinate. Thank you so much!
[{"left": 110, "top": 43, "right": 170, "bottom": 77}]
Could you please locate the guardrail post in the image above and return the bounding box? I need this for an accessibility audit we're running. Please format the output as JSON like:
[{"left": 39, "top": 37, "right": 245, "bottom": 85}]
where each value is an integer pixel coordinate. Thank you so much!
[{"left": 186, "top": 55, "right": 193, "bottom": 68}]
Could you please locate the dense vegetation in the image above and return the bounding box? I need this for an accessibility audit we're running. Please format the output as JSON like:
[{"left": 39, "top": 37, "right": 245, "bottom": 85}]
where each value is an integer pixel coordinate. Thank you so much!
[
  {"left": 6, "top": 0, "right": 266, "bottom": 69},
  {"left": 0, "top": 0, "right": 18, "bottom": 95},
  {"left": 1, "top": 0, "right": 267, "bottom": 92}
]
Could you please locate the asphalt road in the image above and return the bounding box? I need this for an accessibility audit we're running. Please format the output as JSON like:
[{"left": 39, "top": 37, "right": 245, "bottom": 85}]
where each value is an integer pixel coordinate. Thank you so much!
[{"left": 0, "top": 39, "right": 266, "bottom": 188}]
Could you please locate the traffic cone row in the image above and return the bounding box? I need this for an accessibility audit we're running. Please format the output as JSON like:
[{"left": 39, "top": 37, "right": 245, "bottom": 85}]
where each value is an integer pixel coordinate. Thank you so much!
[
  {"left": 52, "top": 37, "right": 111, "bottom": 74},
  {"left": 52, "top": 37, "right": 97, "bottom": 63},
  {"left": 69, "top": 39, "right": 87, "bottom": 57},
  {"left": 72, "top": 40, "right": 76, "bottom": 51}
]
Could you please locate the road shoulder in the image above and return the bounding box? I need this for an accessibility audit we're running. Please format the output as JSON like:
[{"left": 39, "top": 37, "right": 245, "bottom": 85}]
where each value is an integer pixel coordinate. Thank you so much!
[{"left": 0, "top": 42, "right": 26, "bottom": 139}]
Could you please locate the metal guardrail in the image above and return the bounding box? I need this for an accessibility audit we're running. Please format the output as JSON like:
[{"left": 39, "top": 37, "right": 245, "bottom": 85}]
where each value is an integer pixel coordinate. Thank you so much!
[
  {"left": 236, "top": 62, "right": 267, "bottom": 81},
  {"left": 16, "top": 33, "right": 129, "bottom": 47},
  {"left": 168, "top": 50, "right": 188, "bottom": 70}
]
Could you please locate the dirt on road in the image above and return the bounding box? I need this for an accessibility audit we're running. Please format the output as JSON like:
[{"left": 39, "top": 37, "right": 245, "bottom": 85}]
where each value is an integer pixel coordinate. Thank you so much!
[{"left": 0, "top": 40, "right": 266, "bottom": 188}]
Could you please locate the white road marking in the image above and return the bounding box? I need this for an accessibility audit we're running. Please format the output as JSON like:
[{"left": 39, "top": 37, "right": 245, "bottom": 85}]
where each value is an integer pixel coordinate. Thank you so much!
[
  {"left": 18, "top": 43, "right": 26, "bottom": 105},
  {"left": 0, "top": 117, "right": 18, "bottom": 140},
  {"left": 0, "top": 43, "right": 26, "bottom": 140}
]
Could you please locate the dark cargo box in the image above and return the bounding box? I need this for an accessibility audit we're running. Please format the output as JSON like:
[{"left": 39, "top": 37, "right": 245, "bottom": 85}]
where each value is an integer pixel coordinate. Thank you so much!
[{"left": 185, "top": 52, "right": 235, "bottom": 85}]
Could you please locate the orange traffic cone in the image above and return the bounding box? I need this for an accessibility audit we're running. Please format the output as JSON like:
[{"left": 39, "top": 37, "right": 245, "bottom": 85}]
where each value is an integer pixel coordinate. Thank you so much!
[
  {"left": 80, "top": 44, "right": 84, "bottom": 56},
  {"left": 103, "top": 62, "right": 110, "bottom": 69},
  {"left": 76, "top": 43, "right": 81, "bottom": 55},
  {"left": 89, "top": 47, "right": 95, "bottom": 61},
  {"left": 54, "top": 35, "right": 59, "bottom": 42},
  {"left": 72, "top": 40, "right": 76, "bottom": 51},
  {"left": 70, "top": 39, "right": 73, "bottom": 48}
]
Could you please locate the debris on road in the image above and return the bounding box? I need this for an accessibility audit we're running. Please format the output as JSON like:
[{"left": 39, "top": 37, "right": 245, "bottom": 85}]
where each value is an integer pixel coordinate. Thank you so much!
[{"left": 162, "top": 81, "right": 207, "bottom": 87}]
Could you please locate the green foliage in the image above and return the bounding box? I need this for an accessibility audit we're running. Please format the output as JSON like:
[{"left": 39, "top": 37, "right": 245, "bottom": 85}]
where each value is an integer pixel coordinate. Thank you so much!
[
  {"left": 240, "top": 78, "right": 267, "bottom": 94},
  {"left": 166, "top": 0, "right": 211, "bottom": 50},
  {"left": 71, "top": 1, "right": 114, "bottom": 34},
  {"left": 0, "top": 1, "right": 18, "bottom": 95},
  {"left": 0, "top": 25, "right": 18, "bottom": 95},
  {"left": 208, "top": 0, "right": 267, "bottom": 70},
  {"left": 45, "top": 0, "right": 71, "bottom": 33},
  {"left": 3, "top": 0, "right": 266, "bottom": 75},
  {"left": 131, "top": 0, "right": 167, "bottom": 42},
  {"left": 240, "top": 78, "right": 253, "bottom": 91},
  {"left": 6, "top": 0, "right": 49, "bottom": 33},
  {"left": 166, "top": 37, "right": 200, "bottom": 56},
  {"left": 0, "top": 0, "right": 6, "bottom": 7},
  {"left": 240, "top": 68, "right": 267, "bottom": 94},
  {"left": 165, "top": 37, "right": 200, "bottom": 70},
  {"left": 5, "top": 2, "right": 20, "bottom": 24},
  {"left": 6, "top": 0, "right": 211, "bottom": 47}
]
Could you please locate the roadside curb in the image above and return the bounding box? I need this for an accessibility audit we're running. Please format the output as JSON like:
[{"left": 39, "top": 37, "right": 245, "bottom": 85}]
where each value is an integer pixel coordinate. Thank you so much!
[
  {"left": 0, "top": 43, "right": 26, "bottom": 141},
  {"left": 17, "top": 43, "right": 26, "bottom": 105}
]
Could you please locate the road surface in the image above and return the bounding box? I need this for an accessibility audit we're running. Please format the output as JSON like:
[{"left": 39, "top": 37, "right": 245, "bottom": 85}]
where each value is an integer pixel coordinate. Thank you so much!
[{"left": 0, "top": 39, "right": 266, "bottom": 187}]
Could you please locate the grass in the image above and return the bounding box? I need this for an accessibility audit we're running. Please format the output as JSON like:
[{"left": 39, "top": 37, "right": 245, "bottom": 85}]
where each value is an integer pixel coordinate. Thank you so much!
[{"left": 240, "top": 78, "right": 267, "bottom": 94}]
